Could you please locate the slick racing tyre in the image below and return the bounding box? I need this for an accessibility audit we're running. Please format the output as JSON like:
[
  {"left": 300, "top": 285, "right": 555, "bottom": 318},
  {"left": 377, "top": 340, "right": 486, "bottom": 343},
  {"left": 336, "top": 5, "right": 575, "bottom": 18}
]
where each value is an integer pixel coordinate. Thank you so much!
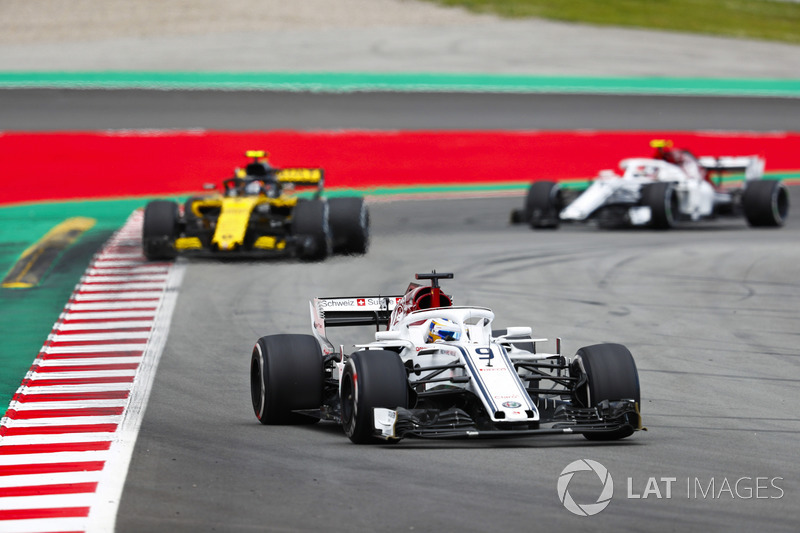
[
  {"left": 742, "top": 180, "right": 789, "bottom": 227},
  {"left": 292, "top": 199, "right": 332, "bottom": 261},
  {"left": 142, "top": 200, "right": 179, "bottom": 260},
  {"left": 571, "top": 343, "right": 640, "bottom": 441},
  {"left": 251, "top": 334, "right": 324, "bottom": 425},
  {"left": 329, "top": 197, "right": 369, "bottom": 255},
  {"left": 526, "top": 181, "right": 562, "bottom": 229},
  {"left": 340, "top": 351, "right": 409, "bottom": 444},
  {"left": 641, "top": 182, "right": 678, "bottom": 229}
]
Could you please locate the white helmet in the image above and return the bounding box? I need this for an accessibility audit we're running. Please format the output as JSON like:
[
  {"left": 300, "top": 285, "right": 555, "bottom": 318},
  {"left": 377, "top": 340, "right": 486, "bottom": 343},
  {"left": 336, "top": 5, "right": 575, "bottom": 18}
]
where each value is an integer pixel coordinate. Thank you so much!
[{"left": 244, "top": 180, "right": 262, "bottom": 195}]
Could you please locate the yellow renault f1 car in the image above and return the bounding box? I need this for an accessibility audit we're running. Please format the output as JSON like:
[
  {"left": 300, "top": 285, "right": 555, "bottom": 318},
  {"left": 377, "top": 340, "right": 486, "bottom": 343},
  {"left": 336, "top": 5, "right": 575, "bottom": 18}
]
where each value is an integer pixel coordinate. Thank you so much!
[{"left": 142, "top": 151, "right": 369, "bottom": 261}]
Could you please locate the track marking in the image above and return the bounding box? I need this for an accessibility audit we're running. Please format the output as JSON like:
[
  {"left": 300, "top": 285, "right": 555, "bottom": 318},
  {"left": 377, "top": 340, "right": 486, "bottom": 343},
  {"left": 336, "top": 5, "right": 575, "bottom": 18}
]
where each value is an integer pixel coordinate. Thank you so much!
[
  {"left": 0, "top": 210, "right": 185, "bottom": 533},
  {"left": 2, "top": 217, "right": 96, "bottom": 289}
]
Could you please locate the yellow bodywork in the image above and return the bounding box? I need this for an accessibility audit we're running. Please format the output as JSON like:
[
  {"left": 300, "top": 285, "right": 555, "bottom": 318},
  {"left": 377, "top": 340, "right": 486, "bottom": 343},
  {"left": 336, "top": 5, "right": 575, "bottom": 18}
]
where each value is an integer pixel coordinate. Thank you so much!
[
  {"left": 186, "top": 194, "right": 299, "bottom": 251},
  {"left": 212, "top": 197, "right": 261, "bottom": 251},
  {"left": 175, "top": 237, "right": 203, "bottom": 250},
  {"left": 254, "top": 236, "right": 286, "bottom": 250}
]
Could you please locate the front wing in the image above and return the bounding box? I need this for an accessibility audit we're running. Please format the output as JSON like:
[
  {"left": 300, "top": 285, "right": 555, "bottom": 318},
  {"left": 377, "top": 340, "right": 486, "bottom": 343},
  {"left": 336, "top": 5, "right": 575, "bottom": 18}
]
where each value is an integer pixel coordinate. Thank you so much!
[
  {"left": 373, "top": 400, "right": 642, "bottom": 440},
  {"left": 174, "top": 233, "right": 301, "bottom": 257}
]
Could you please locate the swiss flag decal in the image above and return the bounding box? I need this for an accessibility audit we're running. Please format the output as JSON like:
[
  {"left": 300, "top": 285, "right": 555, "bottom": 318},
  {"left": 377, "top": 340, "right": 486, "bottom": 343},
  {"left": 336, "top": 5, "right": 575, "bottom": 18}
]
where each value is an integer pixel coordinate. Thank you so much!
[{"left": 357, "top": 299, "right": 366, "bottom": 306}]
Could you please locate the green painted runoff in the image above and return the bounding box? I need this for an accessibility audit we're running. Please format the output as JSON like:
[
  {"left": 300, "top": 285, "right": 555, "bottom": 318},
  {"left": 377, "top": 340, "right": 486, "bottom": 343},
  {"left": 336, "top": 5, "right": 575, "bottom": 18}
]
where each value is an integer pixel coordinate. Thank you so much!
[{"left": 1, "top": 72, "right": 799, "bottom": 98}]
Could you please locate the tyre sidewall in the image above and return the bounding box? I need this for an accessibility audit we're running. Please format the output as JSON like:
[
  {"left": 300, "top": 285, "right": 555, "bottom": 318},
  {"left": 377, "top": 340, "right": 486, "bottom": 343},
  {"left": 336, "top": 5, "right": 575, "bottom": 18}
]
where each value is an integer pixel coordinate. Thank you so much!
[{"left": 340, "top": 351, "right": 408, "bottom": 444}]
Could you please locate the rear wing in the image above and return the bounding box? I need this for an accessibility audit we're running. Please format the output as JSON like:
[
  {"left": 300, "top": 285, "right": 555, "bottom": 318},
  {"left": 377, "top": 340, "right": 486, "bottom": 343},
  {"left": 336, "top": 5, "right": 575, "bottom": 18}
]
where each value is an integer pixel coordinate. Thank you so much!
[
  {"left": 276, "top": 168, "right": 324, "bottom": 186},
  {"left": 697, "top": 156, "right": 765, "bottom": 181},
  {"left": 310, "top": 296, "right": 402, "bottom": 355}
]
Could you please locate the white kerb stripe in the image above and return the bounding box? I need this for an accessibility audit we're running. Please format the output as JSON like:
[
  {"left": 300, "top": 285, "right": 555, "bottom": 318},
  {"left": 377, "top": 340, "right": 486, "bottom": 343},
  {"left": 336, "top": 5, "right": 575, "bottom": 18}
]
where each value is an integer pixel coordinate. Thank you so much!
[{"left": 56, "top": 321, "right": 154, "bottom": 331}]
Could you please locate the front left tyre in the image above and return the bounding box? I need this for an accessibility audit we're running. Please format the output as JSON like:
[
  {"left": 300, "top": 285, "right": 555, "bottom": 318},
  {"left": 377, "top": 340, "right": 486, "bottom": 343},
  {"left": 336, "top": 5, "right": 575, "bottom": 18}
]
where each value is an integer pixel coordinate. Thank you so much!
[
  {"left": 142, "top": 200, "right": 179, "bottom": 260},
  {"left": 250, "top": 334, "right": 324, "bottom": 425}
]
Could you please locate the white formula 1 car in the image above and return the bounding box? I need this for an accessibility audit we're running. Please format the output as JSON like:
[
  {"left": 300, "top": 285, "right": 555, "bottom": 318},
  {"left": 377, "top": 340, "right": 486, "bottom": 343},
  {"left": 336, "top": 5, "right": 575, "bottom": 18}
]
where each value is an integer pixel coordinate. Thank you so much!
[
  {"left": 511, "top": 140, "right": 789, "bottom": 229},
  {"left": 250, "top": 272, "right": 642, "bottom": 443}
]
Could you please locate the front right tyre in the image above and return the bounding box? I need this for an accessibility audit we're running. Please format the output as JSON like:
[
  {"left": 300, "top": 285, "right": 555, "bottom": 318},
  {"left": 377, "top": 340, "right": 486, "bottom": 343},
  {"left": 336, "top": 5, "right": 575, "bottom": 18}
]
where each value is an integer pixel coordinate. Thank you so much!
[
  {"left": 292, "top": 199, "right": 332, "bottom": 261},
  {"left": 571, "top": 343, "right": 640, "bottom": 440},
  {"left": 340, "top": 350, "right": 409, "bottom": 444},
  {"left": 742, "top": 180, "right": 789, "bottom": 227},
  {"left": 328, "top": 196, "right": 369, "bottom": 255},
  {"left": 641, "top": 182, "right": 678, "bottom": 229},
  {"left": 526, "top": 181, "right": 563, "bottom": 229}
]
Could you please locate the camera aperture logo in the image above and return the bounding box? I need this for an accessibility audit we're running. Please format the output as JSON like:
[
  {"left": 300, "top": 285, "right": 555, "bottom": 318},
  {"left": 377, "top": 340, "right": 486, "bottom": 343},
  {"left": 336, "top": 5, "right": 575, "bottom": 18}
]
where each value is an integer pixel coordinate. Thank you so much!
[{"left": 557, "top": 459, "right": 614, "bottom": 516}]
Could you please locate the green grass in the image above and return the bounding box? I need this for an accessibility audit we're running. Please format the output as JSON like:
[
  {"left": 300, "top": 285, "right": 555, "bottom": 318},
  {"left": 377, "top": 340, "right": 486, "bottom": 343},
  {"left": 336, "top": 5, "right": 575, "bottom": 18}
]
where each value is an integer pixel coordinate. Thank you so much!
[{"left": 424, "top": 0, "right": 800, "bottom": 44}]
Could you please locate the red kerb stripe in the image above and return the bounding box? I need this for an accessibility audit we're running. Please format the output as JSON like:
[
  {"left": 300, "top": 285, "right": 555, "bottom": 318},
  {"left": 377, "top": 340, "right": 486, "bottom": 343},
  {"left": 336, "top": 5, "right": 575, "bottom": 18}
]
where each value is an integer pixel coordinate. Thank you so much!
[
  {"left": 0, "top": 482, "right": 98, "bottom": 497},
  {"left": 0, "top": 461, "right": 105, "bottom": 476},
  {"left": 48, "top": 339, "right": 146, "bottom": 347},
  {"left": 32, "top": 363, "right": 140, "bottom": 373},
  {"left": 0, "top": 424, "right": 118, "bottom": 436},
  {"left": 61, "top": 316, "right": 155, "bottom": 324},
  {"left": 64, "top": 307, "right": 158, "bottom": 314},
  {"left": 5, "top": 407, "right": 124, "bottom": 419},
  {"left": 26, "top": 376, "right": 135, "bottom": 386},
  {"left": 13, "top": 391, "right": 130, "bottom": 402},
  {"left": 52, "top": 327, "right": 152, "bottom": 336},
  {"left": 40, "top": 351, "right": 144, "bottom": 360},
  {"left": 0, "top": 441, "right": 111, "bottom": 455},
  {"left": 0, "top": 507, "right": 91, "bottom": 520}
]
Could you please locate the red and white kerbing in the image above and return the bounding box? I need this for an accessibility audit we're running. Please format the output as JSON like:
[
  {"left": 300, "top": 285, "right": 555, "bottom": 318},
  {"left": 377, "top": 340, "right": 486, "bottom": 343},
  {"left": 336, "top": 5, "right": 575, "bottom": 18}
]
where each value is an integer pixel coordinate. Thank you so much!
[{"left": 0, "top": 210, "right": 185, "bottom": 533}]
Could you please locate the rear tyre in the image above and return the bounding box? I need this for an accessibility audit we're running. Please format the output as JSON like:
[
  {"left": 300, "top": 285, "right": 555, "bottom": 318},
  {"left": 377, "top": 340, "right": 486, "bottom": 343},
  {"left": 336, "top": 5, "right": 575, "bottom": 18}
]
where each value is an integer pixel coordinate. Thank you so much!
[
  {"left": 641, "top": 182, "right": 678, "bottom": 229},
  {"left": 571, "top": 343, "right": 640, "bottom": 441},
  {"left": 328, "top": 197, "right": 369, "bottom": 255},
  {"left": 526, "top": 181, "right": 562, "bottom": 229},
  {"left": 292, "top": 199, "right": 331, "bottom": 261},
  {"left": 341, "top": 351, "right": 409, "bottom": 444},
  {"left": 142, "top": 200, "right": 179, "bottom": 260},
  {"left": 250, "top": 334, "right": 324, "bottom": 425},
  {"left": 742, "top": 180, "right": 789, "bottom": 227}
]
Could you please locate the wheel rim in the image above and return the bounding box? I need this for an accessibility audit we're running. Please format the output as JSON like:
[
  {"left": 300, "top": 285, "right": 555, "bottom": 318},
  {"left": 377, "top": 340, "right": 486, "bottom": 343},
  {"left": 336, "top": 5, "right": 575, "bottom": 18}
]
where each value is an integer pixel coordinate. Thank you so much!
[
  {"left": 250, "top": 353, "right": 265, "bottom": 419},
  {"left": 774, "top": 185, "right": 789, "bottom": 223},
  {"left": 341, "top": 371, "right": 356, "bottom": 435},
  {"left": 665, "top": 188, "right": 678, "bottom": 226}
]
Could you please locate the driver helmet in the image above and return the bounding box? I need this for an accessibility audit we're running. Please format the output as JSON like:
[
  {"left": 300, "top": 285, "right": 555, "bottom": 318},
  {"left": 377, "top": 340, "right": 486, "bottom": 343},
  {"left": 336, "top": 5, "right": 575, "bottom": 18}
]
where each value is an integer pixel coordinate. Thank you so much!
[
  {"left": 425, "top": 318, "right": 462, "bottom": 343},
  {"left": 244, "top": 180, "right": 263, "bottom": 196}
]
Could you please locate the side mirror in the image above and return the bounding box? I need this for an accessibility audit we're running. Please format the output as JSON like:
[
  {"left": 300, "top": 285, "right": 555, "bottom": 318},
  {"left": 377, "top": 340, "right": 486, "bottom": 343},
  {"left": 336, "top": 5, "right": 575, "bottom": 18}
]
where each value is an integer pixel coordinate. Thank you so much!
[{"left": 375, "top": 331, "right": 404, "bottom": 342}]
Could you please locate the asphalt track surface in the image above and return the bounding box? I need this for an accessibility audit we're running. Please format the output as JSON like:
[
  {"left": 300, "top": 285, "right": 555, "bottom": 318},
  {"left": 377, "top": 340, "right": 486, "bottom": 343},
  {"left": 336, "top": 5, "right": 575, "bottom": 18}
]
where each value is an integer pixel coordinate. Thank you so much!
[
  {"left": 2, "top": 89, "right": 800, "bottom": 131},
  {"left": 116, "top": 193, "right": 800, "bottom": 533},
  {"left": 22, "top": 91, "right": 797, "bottom": 531}
]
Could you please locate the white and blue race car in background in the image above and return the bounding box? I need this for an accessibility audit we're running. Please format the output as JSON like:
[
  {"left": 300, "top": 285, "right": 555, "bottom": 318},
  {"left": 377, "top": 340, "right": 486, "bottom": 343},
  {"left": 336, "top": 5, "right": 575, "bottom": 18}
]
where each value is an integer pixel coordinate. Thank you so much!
[
  {"left": 250, "top": 272, "right": 642, "bottom": 444},
  {"left": 512, "top": 140, "right": 789, "bottom": 229}
]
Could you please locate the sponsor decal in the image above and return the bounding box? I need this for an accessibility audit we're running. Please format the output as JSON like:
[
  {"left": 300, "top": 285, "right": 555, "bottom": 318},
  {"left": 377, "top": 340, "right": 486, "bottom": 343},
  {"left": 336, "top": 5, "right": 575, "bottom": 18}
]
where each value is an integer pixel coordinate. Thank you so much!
[{"left": 502, "top": 401, "right": 522, "bottom": 408}]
